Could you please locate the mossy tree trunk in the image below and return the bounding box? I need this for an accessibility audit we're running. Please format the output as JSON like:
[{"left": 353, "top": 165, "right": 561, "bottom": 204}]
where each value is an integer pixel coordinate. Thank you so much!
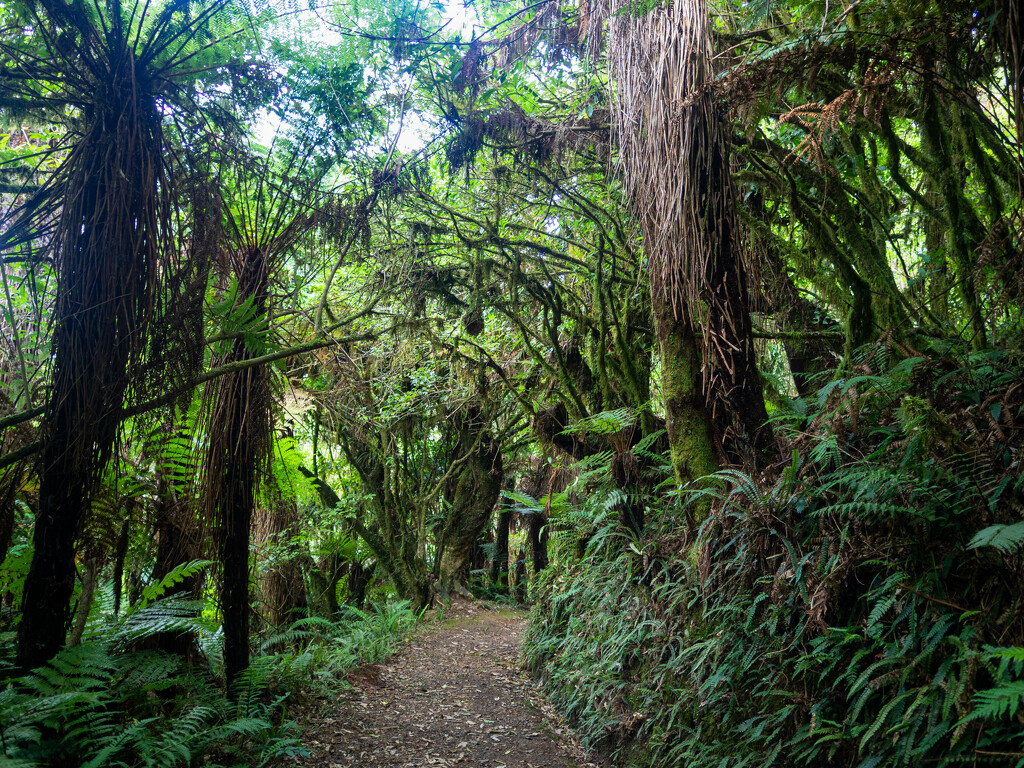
[
  {"left": 299, "top": 463, "right": 434, "bottom": 611},
  {"left": 437, "top": 407, "right": 503, "bottom": 599},
  {"left": 610, "top": 0, "right": 772, "bottom": 508},
  {"left": 654, "top": 302, "right": 719, "bottom": 499},
  {"left": 489, "top": 509, "right": 511, "bottom": 590}
]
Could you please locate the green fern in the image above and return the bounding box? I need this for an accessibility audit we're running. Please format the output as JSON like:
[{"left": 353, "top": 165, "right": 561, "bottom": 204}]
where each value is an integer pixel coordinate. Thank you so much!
[
  {"left": 968, "top": 522, "right": 1024, "bottom": 554},
  {"left": 562, "top": 406, "right": 639, "bottom": 436},
  {"left": 501, "top": 489, "right": 543, "bottom": 514},
  {"left": 986, "top": 646, "right": 1024, "bottom": 663},
  {"left": 961, "top": 681, "right": 1024, "bottom": 722},
  {"left": 136, "top": 559, "right": 212, "bottom": 610}
]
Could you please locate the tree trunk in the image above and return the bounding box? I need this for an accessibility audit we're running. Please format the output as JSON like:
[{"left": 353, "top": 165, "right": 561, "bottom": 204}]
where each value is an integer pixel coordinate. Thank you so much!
[
  {"left": 437, "top": 409, "right": 503, "bottom": 600},
  {"left": 206, "top": 246, "right": 272, "bottom": 690},
  {"left": 18, "top": 464, "right": 84, "bottom": 666},
  {"left": 610, "top": 0, "right": 772, "bottom": 500},
  {"left": 347, "top": 561, "right": 375, "bottom": 610},
  {"left": 654, "top": 302, "right": 719, "bottom": 495},
  {"left": 702, "top": 182, "right": 775, "bottom": 468},
  {"left": 16, "top": 28, "right": 168, "bottom": 669},
  {"left": 67, "top": 557, "right": 99, "bottom": 647},
  {"left": 255, "top": 498, "right": 307, "bottom": 629},
  {"left": 111, "top": 515, "right": 130, "bottom": 616},
  {"left": 299, "top": 464, "right": 433, "bottom": 610},
  {"left": 488, "top": 509, "right": 511, "bottom": 589},
  {"left": 528, "top": 512, "right": 548, "bottom": 574},
  {"left": 318, "top": 552, "right": 345, "bottom": 615},
  {"left": 512, "top": 543, "right": 527, "bottom": 603}
]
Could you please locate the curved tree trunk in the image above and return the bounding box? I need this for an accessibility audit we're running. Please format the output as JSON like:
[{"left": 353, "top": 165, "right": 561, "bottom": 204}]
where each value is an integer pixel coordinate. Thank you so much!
[
  {"left": 299, "top": 463, "right": 434, "bottom": 610},
  {"left": 437, "top": 408, "right": 503, "bottom": 600}
]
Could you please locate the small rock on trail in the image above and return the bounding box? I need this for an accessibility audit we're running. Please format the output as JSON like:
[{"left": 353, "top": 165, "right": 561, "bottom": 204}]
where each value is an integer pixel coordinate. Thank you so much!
[{"left": 296, "top": 602, "right": 604, "bottom": 768}]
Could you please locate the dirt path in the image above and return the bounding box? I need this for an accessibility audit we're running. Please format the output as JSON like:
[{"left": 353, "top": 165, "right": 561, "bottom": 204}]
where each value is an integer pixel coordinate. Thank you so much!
[{"left": 296, "top": 602, "right": 605, "bottom": 768}]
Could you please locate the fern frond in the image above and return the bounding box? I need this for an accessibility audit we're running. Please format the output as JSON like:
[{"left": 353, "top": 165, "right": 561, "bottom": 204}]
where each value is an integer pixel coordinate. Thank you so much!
[
  {"left": 502, "top": 490, "right": 543, "bottom": 513},
  {"left": 114, "top": 594, "right": 215, "bottom": 647},
  {"left": 633, "top": 428, "right": 666, "bottom": 453},
  {"left": 563, "top": 407, "right": 637, "bottom": 436},
  {"left": 986, "top": 647, "right": 1024, "bottom": 663},
  {"left": 968, "top": 522, "right": 1024, "bottom": 554},
  {"left": 135, "top": 559, "right": 212, "bottom": 610},
  {"left": 961, "top": 681, "right": 1024, "bottom": 722}
]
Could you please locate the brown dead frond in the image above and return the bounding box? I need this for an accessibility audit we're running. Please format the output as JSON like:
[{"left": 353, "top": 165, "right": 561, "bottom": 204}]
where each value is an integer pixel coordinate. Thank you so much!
[{"left": 776, "top": 69, "right": 895, "bottom": 173}]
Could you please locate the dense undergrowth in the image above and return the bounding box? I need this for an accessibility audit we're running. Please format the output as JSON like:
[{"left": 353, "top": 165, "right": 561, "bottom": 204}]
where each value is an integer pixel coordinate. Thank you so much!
[
  {"left": 524, "top": 345, "right": 1024, "bottom": 767},
  {"left": 0, "top": 573, "right": 418, "bottom": 768}
]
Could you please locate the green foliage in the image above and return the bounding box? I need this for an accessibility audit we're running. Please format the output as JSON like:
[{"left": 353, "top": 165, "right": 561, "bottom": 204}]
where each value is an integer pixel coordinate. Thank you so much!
[
  {"left": 0, "top": 593, "right": 307, "bottom": 767},
  {"left": 0, "top": 542, "right": 33, "bottom": 621},
  {"left": 136, "top": 560, "right": 212, "bottom": 612},
  {"left": 524, "top": 348, "right": 1024, "bottom": 767},
  {"left": 964, "top": 682, "right": 1024, "bottom": 722},
  {"left": 969, "top": 522, "right": 1024, "bottom": 555},
  {"left": 210, "top": 277, "right": 270, "bottom": 357},
  {"left": 0, "top": 593, "right": 419, "bottom": 766},
  {"left": 268, "top": 434, "right": 318, "bottom": 506},
  {"left": 257, "top": 601, "right": 419, "bottom": 690},
  {"left": 564, "top": 407, "right": 640, "bottom": 437}
]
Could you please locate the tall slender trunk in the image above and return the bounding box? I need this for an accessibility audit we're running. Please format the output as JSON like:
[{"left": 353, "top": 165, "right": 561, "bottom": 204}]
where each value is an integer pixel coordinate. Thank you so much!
[
  {"left": 206, "top": 249, "right": 271, "bottom": 690},
  {"left": 112, "top": 516, "right": 131, "bottom": 616},
  {"left": 15, "top": 21, "right": 168, "bottom": 670},
  {"left": 67, "top": 557, "right": 100, "bottom": 647},
  {"left": 489, "top": 509, "right": 511, "bottom": 589}
]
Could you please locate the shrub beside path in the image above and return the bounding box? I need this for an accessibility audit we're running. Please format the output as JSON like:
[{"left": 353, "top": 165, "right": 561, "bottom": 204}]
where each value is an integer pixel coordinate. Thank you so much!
[{"left": 296, "top": 602, "right": 606, "bottom": 768}]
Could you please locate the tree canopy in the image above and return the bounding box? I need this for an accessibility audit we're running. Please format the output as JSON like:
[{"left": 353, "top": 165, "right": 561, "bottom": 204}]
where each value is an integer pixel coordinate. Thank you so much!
[{"left": 1, "top": 0, "right": 1023, "bottom": 765}]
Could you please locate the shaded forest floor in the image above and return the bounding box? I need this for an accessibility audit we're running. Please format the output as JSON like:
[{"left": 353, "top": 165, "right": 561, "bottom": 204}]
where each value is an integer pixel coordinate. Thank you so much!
[{"left": 293, "top": 601, "right": 606, "bottom": 768}]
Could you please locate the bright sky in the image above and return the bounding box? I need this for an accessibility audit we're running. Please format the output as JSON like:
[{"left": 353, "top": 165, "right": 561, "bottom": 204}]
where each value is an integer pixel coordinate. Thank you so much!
[{"left": 255, "top": 0, "right": 486, "bottom": 156}]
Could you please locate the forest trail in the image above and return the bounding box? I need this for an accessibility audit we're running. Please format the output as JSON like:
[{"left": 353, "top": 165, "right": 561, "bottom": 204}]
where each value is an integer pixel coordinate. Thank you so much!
[{"left": 296, "top": 602, "right": 605, "bottom": 768}]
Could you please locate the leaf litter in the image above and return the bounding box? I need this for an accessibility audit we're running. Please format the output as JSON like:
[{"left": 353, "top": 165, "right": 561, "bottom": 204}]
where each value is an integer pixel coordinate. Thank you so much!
[{"left": 292, "top": 601, "right": 606, "bottom": 768}]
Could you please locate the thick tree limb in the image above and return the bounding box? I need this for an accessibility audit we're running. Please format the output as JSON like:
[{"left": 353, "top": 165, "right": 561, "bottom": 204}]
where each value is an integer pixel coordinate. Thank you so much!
[{"left": 0, "top": 321, "right": 396, "bottom": 471}]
